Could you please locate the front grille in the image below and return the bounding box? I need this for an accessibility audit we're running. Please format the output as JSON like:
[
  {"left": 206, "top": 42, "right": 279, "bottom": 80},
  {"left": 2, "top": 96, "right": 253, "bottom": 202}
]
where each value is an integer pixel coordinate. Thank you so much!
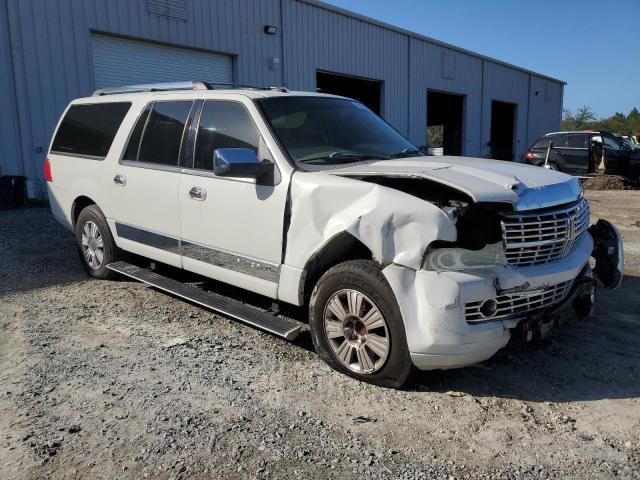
[
  {"left": 465, "top": 280, "right": 573, "bottom": 323},
  {"left": 501, "top": 199, "right": 590, "bottom": 267}
]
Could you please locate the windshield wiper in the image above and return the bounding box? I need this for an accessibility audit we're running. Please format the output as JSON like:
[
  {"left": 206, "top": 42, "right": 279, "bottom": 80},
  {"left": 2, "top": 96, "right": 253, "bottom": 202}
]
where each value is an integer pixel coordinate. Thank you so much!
[
  {"left": 388, "top": 148, "right": 423, "bottom": 159},
  {"left": 329, "top": 151, "right": 388, "bottom": 160},
  {"left": 300, "top": 151, "right": 388, "bottom": 164}
]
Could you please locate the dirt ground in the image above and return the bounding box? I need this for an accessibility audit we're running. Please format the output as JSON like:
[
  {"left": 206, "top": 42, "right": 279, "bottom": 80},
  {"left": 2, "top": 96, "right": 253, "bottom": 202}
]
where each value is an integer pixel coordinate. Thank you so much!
[{"left": 1, "top": 190, "right": 639, "bottom": 480}]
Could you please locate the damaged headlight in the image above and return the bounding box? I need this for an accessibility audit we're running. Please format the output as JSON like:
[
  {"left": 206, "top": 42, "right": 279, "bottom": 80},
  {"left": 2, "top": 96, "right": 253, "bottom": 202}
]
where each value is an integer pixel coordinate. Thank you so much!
[{"left": 422, "top": 242, "right": 508, "bottom": 275}]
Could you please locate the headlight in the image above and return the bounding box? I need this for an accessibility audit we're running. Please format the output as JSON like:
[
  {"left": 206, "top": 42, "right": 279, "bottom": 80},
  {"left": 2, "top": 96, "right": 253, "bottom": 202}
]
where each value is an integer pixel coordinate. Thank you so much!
[{"left": 423, "top": 242, "right": 508, "bottom": 275}]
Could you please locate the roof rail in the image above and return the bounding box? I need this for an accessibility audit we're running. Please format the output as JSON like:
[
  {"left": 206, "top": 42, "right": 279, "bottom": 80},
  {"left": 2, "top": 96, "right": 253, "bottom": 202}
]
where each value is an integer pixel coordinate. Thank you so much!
[{"left": 92, "top": 80, "right": 213, "bottom": 96}]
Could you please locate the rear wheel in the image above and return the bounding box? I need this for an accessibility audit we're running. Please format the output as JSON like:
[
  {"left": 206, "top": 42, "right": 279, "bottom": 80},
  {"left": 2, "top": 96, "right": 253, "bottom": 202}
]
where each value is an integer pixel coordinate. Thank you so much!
[
  {"left": 309, "top": 260, "right": 412, "bottom": 388},
  {"left": 546, "top": 162, "right": 560, "bottom": 171},
  {"left": 75, "top": 205, "right": 121, "bottom": 280}
]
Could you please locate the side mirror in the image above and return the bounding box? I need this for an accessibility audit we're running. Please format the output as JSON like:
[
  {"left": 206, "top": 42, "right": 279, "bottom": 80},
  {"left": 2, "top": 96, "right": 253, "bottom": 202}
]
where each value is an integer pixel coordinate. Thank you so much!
[{"left": 213, "top": 148, "right": 274, "bottom": 181}]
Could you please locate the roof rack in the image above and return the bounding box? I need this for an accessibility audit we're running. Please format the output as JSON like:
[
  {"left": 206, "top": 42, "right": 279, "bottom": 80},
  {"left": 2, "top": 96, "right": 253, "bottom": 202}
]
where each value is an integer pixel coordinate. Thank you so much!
[
  {"left": 92, "top": 80, "right": 213, "bottom": 96},
  {"left": 92, "top": 81, "right": 291, "bottom": 96}
]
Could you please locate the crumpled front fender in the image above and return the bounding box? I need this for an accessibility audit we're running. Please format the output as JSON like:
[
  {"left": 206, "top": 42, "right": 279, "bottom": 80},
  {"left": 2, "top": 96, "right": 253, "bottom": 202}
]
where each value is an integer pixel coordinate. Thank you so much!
[{"left": 284, "top": 172, "right": 458, "bottom": 271}]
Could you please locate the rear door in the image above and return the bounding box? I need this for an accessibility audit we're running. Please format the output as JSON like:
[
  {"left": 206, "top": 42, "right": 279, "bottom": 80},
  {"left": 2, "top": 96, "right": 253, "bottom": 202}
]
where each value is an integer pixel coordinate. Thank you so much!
[
  {"left": 178, "top": 97, "right": 288, "bottom": 298},
  {"left": 108, "top": 100, "right": 194, "bottom": 267},
  {"left": 556, "top": 133, "right": 590, "bottom": 174}
]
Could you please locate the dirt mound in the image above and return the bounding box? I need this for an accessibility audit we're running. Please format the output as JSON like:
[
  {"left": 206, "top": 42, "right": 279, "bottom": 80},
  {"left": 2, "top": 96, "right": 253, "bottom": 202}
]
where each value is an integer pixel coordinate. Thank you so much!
[{"left": 582, "top": 175, "right": 627, "bottom": 190}]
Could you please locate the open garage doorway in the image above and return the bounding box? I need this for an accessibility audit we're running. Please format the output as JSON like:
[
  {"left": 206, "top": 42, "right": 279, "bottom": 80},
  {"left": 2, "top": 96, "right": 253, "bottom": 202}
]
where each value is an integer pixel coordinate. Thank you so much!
[
  {"left": 426, "top": 91, "right": 464, "bottom": 156},
  {"left": 316, "top": 71, "right": 382, "bottom": 114},
  {"left": 490, "top": 101, "right": 517, "bottom": 161}
]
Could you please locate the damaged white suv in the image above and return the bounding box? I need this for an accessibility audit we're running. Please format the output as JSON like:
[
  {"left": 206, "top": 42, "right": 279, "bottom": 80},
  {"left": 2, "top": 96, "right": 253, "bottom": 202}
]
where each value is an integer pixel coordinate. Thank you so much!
[{"left": 47, "top": 82, "right": 623, "bottom": 388}]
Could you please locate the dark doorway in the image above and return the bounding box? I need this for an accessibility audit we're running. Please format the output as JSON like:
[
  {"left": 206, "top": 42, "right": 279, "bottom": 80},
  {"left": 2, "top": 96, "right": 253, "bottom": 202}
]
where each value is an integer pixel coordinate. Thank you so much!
[
  {"left": 490, "top": 100, "right": 517, "bottom": 161},
  {"left": 426, "top": 91, "right": 464, "bottom": 156},
  {"left": 316, "top": 71, "right": 382, "bottom": 114}
]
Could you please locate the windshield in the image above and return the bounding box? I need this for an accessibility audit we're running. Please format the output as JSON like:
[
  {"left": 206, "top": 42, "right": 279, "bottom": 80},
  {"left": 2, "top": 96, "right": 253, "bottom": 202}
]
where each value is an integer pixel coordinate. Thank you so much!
[{"left": 256, "top": 96, "right": 418, "bottom": 168}]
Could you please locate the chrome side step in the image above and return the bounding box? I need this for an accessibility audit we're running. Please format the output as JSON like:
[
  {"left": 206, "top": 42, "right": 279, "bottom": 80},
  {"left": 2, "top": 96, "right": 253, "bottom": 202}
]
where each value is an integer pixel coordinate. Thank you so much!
[{"left": 106, "top": 261, "right": 302, "bottom": 340}]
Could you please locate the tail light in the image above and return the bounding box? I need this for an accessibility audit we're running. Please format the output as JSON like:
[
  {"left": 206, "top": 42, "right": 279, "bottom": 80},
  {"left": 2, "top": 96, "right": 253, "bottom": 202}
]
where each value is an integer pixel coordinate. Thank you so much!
[
  {"left": 525, "top": 151, "right": 535, "bottom": 160},
  {"left": 44, "top": 158, "right": 53, "bottom": 182}
]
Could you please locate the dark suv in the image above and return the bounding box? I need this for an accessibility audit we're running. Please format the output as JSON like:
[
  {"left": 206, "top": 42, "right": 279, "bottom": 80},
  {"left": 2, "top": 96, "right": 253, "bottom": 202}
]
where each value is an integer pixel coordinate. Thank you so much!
[{"left": 525, "top": 131, "right": 640, "bottom": 179}]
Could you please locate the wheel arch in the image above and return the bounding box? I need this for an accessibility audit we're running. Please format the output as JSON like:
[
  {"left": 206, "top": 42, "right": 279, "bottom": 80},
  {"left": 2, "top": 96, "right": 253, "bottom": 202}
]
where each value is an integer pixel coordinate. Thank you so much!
[
  {"left": 301, "top": 231, "right": 373, "bottom": 304},
  {"left": 71, "top": 195, "right": 98, "bottom": 227}
]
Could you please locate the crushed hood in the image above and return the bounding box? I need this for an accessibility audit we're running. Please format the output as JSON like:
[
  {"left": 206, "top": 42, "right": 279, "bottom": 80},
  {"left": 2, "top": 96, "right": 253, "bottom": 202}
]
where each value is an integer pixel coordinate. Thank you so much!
[{"left": 323, "top": 156, "right": 583, "bottom": 211}]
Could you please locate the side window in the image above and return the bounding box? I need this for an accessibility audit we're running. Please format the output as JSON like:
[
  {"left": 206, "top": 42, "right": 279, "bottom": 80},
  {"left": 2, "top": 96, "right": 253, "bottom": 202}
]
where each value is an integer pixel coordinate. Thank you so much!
[
  {"left": 51, "top": 102, "right": 131, "bottom": 158},
  {"left": 566, "top": 134, "right": 587, "bottom": 148},
  {"left": 137, "top": 101, "right": 192, "bottom": 166},
  {"left": 602, "top": 133, "right": 622, "bottom": 150},
  {"left": 552, "top": 134, "right": 568, "bottom": 148},
  {"left": 123, "top": 104, "right": 152, "bottom": 161},
  {"left": 532, "top": 136, "right": 551, "bottom": 148},
  {"left": 193, "top": 101, "right": 259, "bottom": 171}
]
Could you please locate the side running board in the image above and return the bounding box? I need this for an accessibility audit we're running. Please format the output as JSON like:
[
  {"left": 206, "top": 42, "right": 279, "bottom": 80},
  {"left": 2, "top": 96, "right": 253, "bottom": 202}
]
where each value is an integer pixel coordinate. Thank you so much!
[{"left": 107, "top": 261, "right": 303, "bottom": 340}]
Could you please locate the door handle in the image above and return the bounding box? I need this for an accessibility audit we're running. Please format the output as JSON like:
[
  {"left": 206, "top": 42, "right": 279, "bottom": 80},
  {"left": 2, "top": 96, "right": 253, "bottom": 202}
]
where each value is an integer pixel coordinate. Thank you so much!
[
  {"left": 188, "top": 186, "right": 207, "bottom": 201},
  {"left": 113, "top": 174, "right": 126, "bottom": 186}
]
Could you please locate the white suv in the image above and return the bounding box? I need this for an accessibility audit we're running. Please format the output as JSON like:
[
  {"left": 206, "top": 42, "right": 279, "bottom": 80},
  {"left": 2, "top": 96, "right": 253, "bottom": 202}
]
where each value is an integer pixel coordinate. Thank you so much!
[{"left": 46, "top": 81, "right": 623, "bottom": 388}]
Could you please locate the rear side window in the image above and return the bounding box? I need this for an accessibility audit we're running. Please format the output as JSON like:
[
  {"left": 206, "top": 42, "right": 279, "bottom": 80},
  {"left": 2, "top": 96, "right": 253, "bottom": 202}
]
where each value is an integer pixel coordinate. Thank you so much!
[
  {"left": 566, "top": 134, "right": 588, "bottom": 148},
  {"left": 551, "top": 134, "right": 568, "bottom": 148},
  {"left": 51, "top": 102, "right": 131, "bottom": 158},
  {"left": 193, "top": 101, "right": 259, "bottom": 170},
  {"left": 532, "top": 136, "right": 552, "bottom": 148},
  {"left": 129, "top": 101, "right": 193, "bottom": 166}
]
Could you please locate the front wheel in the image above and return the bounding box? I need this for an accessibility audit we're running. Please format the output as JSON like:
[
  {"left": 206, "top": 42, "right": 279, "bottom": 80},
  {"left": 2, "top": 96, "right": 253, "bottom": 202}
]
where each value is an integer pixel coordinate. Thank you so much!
[
  {"left": 75, "top": 205, "right": 121, "bottom": 280},
  {"left": 309, "top": 260, "right": 412, "bottom": 388}
]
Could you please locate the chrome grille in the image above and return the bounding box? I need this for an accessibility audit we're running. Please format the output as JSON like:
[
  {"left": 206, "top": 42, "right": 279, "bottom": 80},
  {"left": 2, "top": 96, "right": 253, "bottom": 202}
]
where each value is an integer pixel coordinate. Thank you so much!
[
  {"left": 501, "top": 199, "right": 590, "bottom": 267},
  {"left": 465, "top": 280, "right": 573, "bottom": 323}
]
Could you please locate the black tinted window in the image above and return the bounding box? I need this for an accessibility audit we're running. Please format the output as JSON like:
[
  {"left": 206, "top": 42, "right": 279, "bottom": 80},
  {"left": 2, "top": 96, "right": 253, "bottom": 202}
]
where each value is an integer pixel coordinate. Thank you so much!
[
  {"left": 566, "top": 134, "right": 587, "bottom": 148},
  {"left": 193, "top": 101, "right": 259, "bottom": 170},
  {"left": 138, "top": 101, "right": 192, "bottom": 166},
  {"left": 52, "top": 102, "right": 131, "bottom": 158},
  {"left": 552, "top": 134, "right": 568, "bottom": 148},
  {"left": 532, "top": 136, "right": 552, "bottom": 148},
  {"left": 123, "top": 104, "right": 152, "bottom": 161}
]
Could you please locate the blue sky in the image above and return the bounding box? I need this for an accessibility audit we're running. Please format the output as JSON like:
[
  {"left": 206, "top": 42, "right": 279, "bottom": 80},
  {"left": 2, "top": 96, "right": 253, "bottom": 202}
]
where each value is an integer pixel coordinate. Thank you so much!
[{"left": 324, "top": 0, "right": 640, "bottom": 119}]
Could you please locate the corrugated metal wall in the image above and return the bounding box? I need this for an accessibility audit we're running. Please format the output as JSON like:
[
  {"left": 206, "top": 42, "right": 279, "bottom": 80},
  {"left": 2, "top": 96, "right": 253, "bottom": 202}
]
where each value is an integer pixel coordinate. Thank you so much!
[
  {"left": 0, "top": 0, "right": 564, "bottom": 199},
  {"left": 481, "top": 61, "right": 531, "bottom": 160},
  {"left": 408, "top": 39, "right": 483, "bottom": 152},
  {"left": 0, "top": 1, "right": 22, "bottom": 177},
  {"left": 282, "top": 0, "right": 410, "bottom": 134}
]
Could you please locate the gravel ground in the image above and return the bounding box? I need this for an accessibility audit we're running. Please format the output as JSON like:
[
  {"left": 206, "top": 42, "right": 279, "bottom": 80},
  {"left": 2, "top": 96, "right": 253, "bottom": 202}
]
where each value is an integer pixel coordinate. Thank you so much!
[{"left": 1, "top": 190, "right": 639, "bottom": 479}]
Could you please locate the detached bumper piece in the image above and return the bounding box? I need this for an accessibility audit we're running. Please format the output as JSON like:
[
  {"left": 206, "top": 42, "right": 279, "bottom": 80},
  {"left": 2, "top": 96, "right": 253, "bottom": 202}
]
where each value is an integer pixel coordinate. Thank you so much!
[
  {"left": 589, "top": 219, "right": 624, "bottom": 290},
  {"left": 107, "top": 261, "right": 303, "bottom": 340}
]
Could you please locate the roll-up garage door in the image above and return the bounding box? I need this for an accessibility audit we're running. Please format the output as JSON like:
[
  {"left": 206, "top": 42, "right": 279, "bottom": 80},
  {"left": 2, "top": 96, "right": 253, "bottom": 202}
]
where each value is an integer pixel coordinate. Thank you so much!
[{"left": 90, "top": 34, "right": 233, "bottom": 89}]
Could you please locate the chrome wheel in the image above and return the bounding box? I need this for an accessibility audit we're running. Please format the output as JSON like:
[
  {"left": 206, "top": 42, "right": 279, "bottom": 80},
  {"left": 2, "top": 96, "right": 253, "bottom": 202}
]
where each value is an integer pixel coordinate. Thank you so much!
[
  {"left": 323, "top": 289, "right": 390, "bottom": 374},
  {"left": 80, "top": 221, "right": 105, "bottom": 270}
]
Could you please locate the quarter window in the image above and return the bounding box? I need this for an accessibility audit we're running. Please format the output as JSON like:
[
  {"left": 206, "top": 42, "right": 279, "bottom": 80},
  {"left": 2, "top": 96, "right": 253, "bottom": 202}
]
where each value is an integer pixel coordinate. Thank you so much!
[
  {"left": 193, "top": 101, "right": 259, "bottom": 171},
  {"left": 135, "top": 101, "right": 193, "bottom": 166},
  {"left": 51, "top": 102, "right": 131, "bottom": 158}
]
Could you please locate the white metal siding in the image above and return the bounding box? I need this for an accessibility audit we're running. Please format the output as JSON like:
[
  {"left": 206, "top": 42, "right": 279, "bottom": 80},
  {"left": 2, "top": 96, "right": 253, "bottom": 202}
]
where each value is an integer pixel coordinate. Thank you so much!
[{"left": 91, "top": 34, "right": 233, "bottom": 89}]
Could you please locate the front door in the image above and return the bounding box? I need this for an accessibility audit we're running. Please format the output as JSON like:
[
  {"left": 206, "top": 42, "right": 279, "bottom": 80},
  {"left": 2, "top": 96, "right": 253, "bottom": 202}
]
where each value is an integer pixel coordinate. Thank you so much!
[
  {"left": 108, "top": 100, "right": 194, "bottom": 267},
  {"left": 178, "top": 99, "right": 289, "bottom": 298},
  {"left": 601, "top": 132, "right": 629, "bottom": 176}
]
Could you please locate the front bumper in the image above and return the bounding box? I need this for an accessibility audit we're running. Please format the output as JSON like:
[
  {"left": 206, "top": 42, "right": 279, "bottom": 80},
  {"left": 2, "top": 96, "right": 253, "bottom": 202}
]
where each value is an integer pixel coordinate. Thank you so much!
[{"left": 383, "top": 224, "right": 623, "bottom": 371}]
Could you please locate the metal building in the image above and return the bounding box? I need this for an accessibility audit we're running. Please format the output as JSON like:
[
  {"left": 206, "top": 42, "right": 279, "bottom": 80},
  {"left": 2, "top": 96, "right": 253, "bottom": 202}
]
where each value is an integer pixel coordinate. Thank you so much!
[{"left": 0, "top": 0, "right": 565, "bottom": 200}]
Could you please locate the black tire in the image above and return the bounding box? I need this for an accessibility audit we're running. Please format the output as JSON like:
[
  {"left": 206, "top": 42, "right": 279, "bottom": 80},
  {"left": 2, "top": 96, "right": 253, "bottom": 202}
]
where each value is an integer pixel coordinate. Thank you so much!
[
  {"left": 75, "top": 205, "right": 121, "bottom": 280},
  {"left": 547, "top": 162, "right": 560, "bottom": 171},
  {"left": 309, "top": 260, "right": 412, "bottom": 388}
]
